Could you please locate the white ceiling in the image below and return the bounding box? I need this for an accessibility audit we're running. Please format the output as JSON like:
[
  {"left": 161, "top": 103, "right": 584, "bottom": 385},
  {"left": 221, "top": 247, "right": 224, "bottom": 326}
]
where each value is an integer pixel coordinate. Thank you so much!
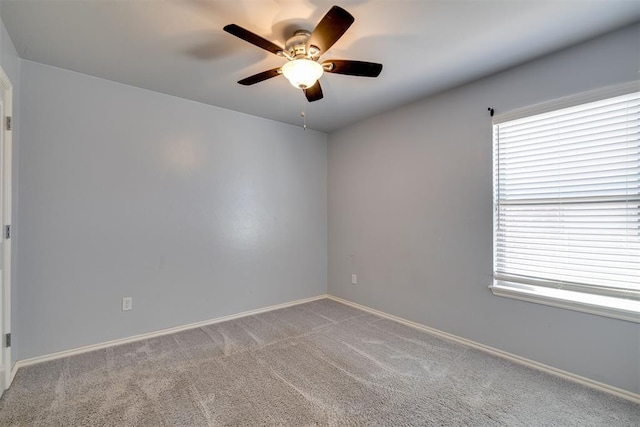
[{"left": 2, "top": 0, "right": 639, "bottom": 132}]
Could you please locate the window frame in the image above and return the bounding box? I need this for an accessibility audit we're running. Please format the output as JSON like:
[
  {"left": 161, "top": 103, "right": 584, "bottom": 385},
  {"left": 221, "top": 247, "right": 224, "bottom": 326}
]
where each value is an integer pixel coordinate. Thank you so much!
[{"left": 490, "top": 81, "right": 640, "bottom": 323}]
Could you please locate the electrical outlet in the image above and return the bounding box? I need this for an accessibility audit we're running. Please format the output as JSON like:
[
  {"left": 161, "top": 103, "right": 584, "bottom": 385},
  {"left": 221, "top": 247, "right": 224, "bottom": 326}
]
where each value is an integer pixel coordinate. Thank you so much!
[
  {"left": 122, "top": 297, "right": 133, "bottom": 311},
  {"left": 351, "top": 274, "right": 358, "bottom": 285}
]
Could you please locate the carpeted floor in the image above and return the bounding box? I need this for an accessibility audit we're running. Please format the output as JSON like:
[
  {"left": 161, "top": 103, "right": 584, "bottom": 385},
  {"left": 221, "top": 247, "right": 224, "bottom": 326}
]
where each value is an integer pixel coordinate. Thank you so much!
[{"left": 0, "top": 298, "right": 638, "bottom": 426}]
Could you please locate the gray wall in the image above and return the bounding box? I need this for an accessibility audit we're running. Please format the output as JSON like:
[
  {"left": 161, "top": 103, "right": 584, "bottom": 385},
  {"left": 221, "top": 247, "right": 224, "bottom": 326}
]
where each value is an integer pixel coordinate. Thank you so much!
[
  {"left": 0, "top": 15, "right": 20, "bottom": 365},
  {"left": 17, "top": 61, "right": 327, "bottom": 360},
  {"left": 328, "top": 24, "right": 640, "bottom": 394}
]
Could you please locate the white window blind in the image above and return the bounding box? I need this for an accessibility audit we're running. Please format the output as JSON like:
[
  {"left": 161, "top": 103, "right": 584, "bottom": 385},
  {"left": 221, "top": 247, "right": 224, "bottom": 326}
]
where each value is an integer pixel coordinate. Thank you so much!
[{"left": 492, "top": 88, "right": 640, "bottom": 322}]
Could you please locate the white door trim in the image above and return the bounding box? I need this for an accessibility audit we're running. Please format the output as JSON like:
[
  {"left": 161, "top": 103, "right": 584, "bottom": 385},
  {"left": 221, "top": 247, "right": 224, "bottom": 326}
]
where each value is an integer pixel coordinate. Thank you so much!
[{"left": 0, "top": 65, "right": 12, "bottom": 392}]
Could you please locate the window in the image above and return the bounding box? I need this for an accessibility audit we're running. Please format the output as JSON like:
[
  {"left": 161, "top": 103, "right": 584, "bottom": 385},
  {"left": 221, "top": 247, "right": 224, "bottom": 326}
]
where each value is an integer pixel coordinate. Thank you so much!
[{"left": 491, "top": 83, "right": 640, "bottom": 323}]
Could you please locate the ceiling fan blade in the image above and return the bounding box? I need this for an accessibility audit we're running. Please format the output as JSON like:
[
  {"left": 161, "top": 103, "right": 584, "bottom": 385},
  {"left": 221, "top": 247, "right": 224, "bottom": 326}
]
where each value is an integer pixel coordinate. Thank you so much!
[
  {"left": 306, "top": 6, "right": 354, "bottom": 55},
  {"left": 304, "top": 81, "right": 323, "bottom": 102},
  {"left": 223, "top": 24, "right": 284, "bottom": 55},
  {"left": 323, "top": 60, "right": 383, "bottom": 77},
  {"left": 238, "top": 68, "right": 281, "bottom": 85}
]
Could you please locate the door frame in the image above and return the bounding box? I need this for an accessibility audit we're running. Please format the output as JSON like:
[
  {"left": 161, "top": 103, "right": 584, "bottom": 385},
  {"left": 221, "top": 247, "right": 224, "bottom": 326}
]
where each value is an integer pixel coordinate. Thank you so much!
[{"left": 0, "top": 65, "right": 12, "bottom": 392}]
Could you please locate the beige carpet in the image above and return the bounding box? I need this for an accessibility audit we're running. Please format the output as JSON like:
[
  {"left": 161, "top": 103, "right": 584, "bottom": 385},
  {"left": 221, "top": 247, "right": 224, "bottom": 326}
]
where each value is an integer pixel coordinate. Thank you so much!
[{"left": 0, "top": 298, "right": 638, "bottom": 426}]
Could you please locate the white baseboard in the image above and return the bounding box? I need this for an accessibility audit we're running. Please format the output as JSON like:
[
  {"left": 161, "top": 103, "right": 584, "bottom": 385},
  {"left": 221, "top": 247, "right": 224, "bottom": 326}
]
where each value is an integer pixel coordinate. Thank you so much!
[
  {"left": 13, "top": 294, "right": 328, "bottom": 371},
  {"left": 0, "top": 368, "right": 6, "bottom": 394},
  {"left": 327, "top": 295, "right": 640, "bottom": 404},
  {"left": 10, "top": 361, "right": 18, "bottom": 384}
]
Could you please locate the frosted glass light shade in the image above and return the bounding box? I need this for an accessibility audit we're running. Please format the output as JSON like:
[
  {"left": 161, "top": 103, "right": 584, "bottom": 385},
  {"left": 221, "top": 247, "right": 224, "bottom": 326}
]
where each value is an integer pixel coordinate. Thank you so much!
[{"left": 281, "top": 59, "right": 323, "bottom": 89}]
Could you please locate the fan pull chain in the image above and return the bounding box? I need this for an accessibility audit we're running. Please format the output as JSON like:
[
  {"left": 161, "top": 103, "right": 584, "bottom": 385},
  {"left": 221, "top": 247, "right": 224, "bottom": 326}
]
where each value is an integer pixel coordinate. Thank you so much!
[{"left": 301, "top": 99, "right": 307, "bottom": 130}]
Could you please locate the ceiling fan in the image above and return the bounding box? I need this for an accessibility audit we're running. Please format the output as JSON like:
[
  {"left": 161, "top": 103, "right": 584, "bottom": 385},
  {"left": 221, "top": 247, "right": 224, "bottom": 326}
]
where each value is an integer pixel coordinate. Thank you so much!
[{"left": 223, "top": 5, "right": 383, "bottom": 102}]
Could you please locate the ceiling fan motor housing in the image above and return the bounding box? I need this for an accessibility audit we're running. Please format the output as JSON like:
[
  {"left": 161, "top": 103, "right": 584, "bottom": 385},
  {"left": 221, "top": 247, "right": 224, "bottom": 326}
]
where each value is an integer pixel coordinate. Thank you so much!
[{"left": 285, "top": 30, "right": 319, "bottom": 59}]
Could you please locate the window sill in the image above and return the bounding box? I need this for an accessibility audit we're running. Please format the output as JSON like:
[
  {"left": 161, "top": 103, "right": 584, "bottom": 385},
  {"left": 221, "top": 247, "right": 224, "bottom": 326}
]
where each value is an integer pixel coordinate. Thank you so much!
[{"left": 489, "top": 282, "right": 640, "bottom": 324}]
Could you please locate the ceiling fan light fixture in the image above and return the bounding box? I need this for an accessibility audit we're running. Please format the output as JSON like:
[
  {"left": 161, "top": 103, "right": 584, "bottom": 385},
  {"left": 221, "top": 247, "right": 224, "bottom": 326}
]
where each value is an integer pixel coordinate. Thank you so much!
[{"left": 281, "top": 59, "right": 323, "bottom": 89}]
